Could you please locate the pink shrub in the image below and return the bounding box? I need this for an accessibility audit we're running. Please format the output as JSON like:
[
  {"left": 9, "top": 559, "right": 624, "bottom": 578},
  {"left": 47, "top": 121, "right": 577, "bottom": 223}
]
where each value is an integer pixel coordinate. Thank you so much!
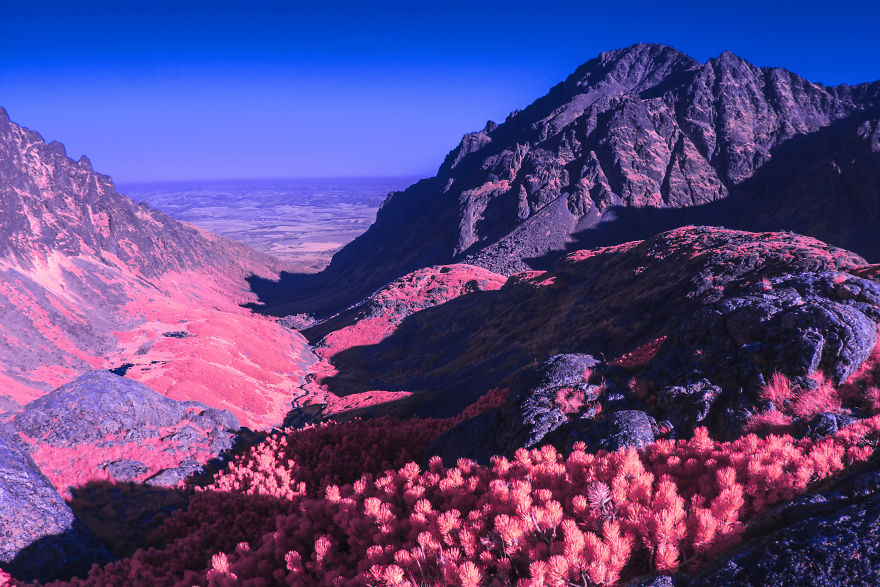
[
  {"left": 610, "top": 337, "right": 667, "bottom": 369},
  {"left": 555, "top": 387, "right": 587, "bottom": 415},
  {"left": 789, "top": 374, "right": 841, "bottom": 419},
  {"left": 760, "top": 372, "right": 793, "bottom": 406},
  {"left": 46, "top": 409, "right": 880, "bottom": 587},
  {"left": 751, "top": 371, "right": 844, "bottom": 430},
  {"left": 839, "top": 334, "right": 880, "bottom": 413}
]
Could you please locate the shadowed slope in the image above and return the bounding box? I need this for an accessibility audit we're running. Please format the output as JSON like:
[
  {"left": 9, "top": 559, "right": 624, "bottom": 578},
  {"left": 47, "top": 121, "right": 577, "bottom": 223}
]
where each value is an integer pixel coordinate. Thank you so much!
[{"left": 307, "top": 227, "right": 873, "bottom": 421}]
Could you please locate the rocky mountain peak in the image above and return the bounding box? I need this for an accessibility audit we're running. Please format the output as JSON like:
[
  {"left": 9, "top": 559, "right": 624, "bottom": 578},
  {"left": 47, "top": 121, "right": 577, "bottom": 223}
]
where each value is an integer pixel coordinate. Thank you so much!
[{"left": 252, "top": 45, "right": 880, "bottom": 318}]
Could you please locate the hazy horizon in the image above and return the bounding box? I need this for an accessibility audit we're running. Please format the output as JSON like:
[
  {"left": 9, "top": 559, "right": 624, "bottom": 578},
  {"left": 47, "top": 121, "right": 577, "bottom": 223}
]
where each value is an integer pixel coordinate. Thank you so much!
[{"left": 116, "top": 175, "right": 423, "bottom": 192}]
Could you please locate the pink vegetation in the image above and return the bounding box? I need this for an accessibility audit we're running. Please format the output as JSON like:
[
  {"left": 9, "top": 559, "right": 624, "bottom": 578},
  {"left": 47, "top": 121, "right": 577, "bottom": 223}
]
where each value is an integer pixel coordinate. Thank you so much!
[
  {"left": 748, "top": 334, "right": 880, "bottom": 434},
  {"left": 106, "top": 270, "right": 314, "bottom": 429},
  {"left": 26, "top": 419, "right": 222, "bottom": 498},
  {"left": 45, "top": 391, "right": 880, "bottom": 586},
  {"left": 610, "top": 337, "right": 667, "bottom": 369}
]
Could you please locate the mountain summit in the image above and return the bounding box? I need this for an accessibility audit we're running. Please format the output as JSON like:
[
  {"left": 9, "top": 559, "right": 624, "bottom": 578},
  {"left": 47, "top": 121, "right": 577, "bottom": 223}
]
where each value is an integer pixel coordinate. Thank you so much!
[{"left": 252, "top": 43, "right": 880, "bottom": 316}]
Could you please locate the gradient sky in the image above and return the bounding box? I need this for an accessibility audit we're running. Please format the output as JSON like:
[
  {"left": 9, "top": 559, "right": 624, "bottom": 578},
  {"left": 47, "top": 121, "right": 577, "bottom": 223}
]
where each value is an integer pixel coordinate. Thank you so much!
[{"left": 2, "top": 0, "right": 878, "bottom": 182}]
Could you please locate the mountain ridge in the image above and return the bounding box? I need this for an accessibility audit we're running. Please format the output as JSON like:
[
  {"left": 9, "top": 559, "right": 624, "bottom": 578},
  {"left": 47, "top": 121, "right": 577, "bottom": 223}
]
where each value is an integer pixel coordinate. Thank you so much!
[
  {"left": 0, "top": 107, "right": 316, "bottom": 427},
  {"left": 248, "top": 43, "right": 880, "bottom": 317}
]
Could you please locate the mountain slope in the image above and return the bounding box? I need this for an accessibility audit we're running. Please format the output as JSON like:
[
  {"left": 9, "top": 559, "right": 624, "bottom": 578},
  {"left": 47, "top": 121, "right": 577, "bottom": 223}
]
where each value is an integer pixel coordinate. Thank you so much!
[
  {"left": 0, "top": 108, "right": 315, "bottom": 427},
  {"left": 252, "top": 43, "right": 880, "bottom": 317}
]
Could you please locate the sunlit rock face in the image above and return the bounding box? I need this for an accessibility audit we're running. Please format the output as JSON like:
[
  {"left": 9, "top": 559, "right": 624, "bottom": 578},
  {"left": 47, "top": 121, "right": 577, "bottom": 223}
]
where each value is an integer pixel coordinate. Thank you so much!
[
  {"left": 0, "top": 108, "right": 316, "bottom": 428},
  {"left": 255, "top": 43, "right": 880, "bottom": 316}
]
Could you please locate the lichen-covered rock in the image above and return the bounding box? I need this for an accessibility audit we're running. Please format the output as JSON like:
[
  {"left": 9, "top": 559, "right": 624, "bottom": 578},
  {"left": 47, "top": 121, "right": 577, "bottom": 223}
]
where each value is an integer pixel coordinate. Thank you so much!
[
  {"left": 102, "top": 459, "right": 148, "bottom": 482},
  {"left": 145, "top": 459, "right": 205, "bottom": 488},
  {"left": 645, "top": 271, "right": 880, "bottom": 437},
  {"left": 497, "top": 354, "right": 602, "bottom": 453},
  {"left": 601, "top": 410, "right": 656, "bottom": 451},
  {"left": 0, "top": 425, "right": 112, "bottom": 582},
  {"left": 428, "top": 354, "right": 601, "bottom": 463}
]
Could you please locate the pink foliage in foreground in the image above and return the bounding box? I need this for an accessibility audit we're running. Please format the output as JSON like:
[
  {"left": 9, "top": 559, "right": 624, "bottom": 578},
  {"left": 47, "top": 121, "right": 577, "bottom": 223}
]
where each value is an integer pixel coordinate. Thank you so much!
[
  {"left": 748, "top": 335, "right": 880, "bottom": 434},
  {"left": 46, "top": 406, "right": 880, "bottom": 586}
]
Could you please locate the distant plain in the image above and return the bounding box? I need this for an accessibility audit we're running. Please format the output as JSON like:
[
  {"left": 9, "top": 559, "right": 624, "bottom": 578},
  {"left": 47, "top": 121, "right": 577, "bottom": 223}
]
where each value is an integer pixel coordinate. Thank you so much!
[{"left": 120, "top": 176, "right": 419, "bottom": 272}]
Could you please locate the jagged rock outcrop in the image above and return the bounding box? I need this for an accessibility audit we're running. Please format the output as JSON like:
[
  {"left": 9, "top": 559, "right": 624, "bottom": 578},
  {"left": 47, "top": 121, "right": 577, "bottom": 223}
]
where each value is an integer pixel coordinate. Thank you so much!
[
  {"left": 251, "top": 43, "right": 880, "bottom": 317},
  {"left": 0, "top": 425, "right": 112, "bottom": 582}
]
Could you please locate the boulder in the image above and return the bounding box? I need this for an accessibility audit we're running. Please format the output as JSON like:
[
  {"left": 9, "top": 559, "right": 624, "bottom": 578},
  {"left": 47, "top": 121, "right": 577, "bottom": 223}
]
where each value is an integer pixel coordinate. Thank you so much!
[{"left": 0, "top": 425, "right": 112, "bottom": 582}]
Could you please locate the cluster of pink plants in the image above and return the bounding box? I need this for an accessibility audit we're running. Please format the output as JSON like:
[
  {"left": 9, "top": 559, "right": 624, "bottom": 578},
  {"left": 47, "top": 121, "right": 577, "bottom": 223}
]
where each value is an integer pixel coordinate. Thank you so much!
[
  {"left": 747, "top": 335, "right": 880, "bottom": 435},
  {"left": 554, "top": 369, "right": 602, "bottom": 416},
  {"left": 609, "top": 337, "right": 666, "bottom": 369},
  {"left": 41, "top": 396, "right": 880, "bottom": 586}
]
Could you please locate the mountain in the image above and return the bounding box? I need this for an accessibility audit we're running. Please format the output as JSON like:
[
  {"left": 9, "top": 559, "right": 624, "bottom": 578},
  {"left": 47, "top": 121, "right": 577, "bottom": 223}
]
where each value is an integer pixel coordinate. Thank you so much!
[
  {"left": 0, "top": 108, "right": 315, "bottom": 428},
  {"left": 250, "top": 43, "right": 880, "bottom": 317},
  {"left": 3, "top": 46, "right": 880, "bottom": 587}
]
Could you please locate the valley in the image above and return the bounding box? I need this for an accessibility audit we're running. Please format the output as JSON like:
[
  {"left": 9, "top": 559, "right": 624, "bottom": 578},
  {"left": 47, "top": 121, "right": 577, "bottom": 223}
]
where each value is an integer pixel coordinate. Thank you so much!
[
  {"left": 120, "top": 177, "right": 417, "bottom": 273},
  {"left": 1, "top": 43, "right": 879, "bottom": 587}
]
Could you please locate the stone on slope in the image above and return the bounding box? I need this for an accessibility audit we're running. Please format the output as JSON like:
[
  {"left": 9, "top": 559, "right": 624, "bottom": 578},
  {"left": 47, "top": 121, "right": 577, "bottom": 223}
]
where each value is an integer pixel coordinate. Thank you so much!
[
  {"left": 12, "top": 371, "right": 241, "bottom": 492},
  {"left": 0, "top": 425, "right": 113, "bottom": 582}
]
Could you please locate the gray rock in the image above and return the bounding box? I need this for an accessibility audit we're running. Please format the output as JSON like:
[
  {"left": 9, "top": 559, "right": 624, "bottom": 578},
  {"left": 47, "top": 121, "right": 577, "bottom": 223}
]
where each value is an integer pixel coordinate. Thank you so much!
[
  {"left": 656, "top": 380, "right": 721, "bottom": 433},
  {"left": 13, "top": 371, "right": 189, "bottom": 447},
  {"left": 189, "top": 407, "right": 239, "bottom": 432},
  {"left": 601, "top": 410, "right": 655, "bottom": 451},
  {"left": 0, "top": 425, "right": 112, "bottom": 582},
  {"left": 497, "top": 354, "right": 602, "bottom": 454},
  {"left": 428, "top": 354, "right": 601, "bottom": 464},
  {"left": 102, "top": 459, "right": 148, "bottom": 482},
  {"left": 145, "top": 460, "right": 204, "bottom": 488}
]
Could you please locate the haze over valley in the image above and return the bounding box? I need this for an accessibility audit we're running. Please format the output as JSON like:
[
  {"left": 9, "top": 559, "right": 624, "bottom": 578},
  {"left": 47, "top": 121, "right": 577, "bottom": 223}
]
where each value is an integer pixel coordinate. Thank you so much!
[{"left": 121, "top": 177, "right": 417, "bottom": 272}]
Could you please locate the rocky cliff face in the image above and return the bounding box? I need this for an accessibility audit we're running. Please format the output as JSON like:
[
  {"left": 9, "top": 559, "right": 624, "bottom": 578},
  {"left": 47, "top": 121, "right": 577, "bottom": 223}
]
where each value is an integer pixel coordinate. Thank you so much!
[
  {"left": 0, "top": 109, "right": 316, "bottom": 427},
  {"left": 255, "top": 43, "right": 880, "bottom": 316},
  {"left": 0, "top": 108, "right": 279, "bottom": 278}
]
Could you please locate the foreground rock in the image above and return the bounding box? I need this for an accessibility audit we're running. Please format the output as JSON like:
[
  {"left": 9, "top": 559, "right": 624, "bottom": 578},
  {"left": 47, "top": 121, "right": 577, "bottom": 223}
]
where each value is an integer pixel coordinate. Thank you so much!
[
  {"left": 13, "top": 371, "right": 240, "bottom": 492},
  {"left": 0, "top": 425, "right": 112, "bottom": 582},
  {"left": 684, "top": 453, "right": 880, "bottom": 585}
]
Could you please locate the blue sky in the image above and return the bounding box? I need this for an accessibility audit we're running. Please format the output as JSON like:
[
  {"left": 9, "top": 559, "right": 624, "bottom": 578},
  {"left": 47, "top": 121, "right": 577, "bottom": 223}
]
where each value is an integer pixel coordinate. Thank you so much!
[{"left": 2, "top": 1, "right": 878, "bottom": 182}]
